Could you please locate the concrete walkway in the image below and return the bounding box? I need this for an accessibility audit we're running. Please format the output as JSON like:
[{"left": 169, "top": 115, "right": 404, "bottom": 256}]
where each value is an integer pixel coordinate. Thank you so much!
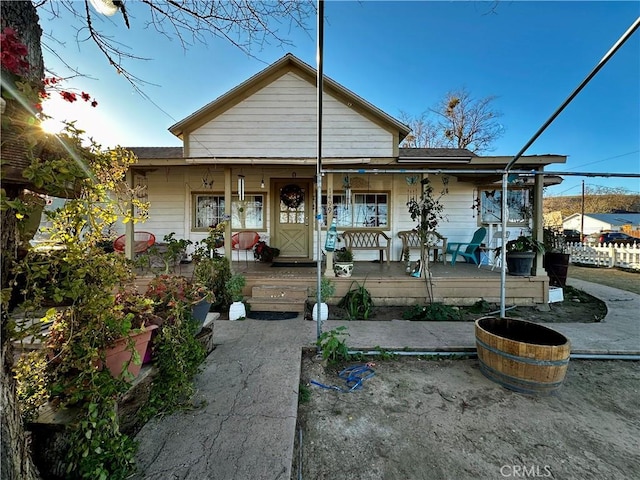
[{"left": 133, "top": 279, "right": 639, "bottom": 479}]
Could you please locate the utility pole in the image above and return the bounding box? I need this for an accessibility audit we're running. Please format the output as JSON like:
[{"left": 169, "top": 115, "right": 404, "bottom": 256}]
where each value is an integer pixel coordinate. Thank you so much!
[{"left": 581, "top": 180, "right": 585, "bottom": 242}]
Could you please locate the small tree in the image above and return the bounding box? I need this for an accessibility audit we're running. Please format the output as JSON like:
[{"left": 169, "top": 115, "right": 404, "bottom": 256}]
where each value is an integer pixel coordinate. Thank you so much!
[{"left": 406, "top": 178, "right": 446, "bottom": 302}]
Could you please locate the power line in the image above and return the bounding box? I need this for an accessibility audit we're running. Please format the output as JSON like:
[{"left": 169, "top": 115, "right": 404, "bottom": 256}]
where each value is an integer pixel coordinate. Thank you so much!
[{"left": 564, "top": 150, "right": 640, "bottom": 171}]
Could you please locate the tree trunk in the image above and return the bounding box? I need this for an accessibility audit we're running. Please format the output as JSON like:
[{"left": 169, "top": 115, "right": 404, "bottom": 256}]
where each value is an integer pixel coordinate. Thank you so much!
[
  {"left": 1, "top": 1, "right": 44, "bottom": 478},
  {"left": 1, "top": 189, "right": 40, "bottom": 480}
]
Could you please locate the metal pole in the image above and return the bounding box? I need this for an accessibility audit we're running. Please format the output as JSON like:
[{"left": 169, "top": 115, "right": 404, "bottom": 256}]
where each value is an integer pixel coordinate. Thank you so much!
[
  {"left": 499, "top": 173, "right": 508, "bottom": 316},
  {"left": 581, "top": 180, "right": 585, "bottom": 242},
  {"left": 322, "top": 168, "right": 640, "bottom": 178},
  {"left": 316, "top": 0, "right": 324, "bottom": 350},
  {"left": 499, "top": 16, "right": 639, "bottom": 317},
  {"left": 506, "top": 16, "right": 639, "bottom": 172}
]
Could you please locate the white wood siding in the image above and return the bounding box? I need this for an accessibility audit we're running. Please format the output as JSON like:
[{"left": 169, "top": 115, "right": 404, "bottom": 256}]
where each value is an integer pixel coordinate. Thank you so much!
[
  {"left": 188, "top": 72, "right": 394, "bottom": 158},
  {"left": 126, "top": 168, "right": 491, "bottom": 262},
  {"left": 139, "top": 168, "right": 188, "bottom": 242}
]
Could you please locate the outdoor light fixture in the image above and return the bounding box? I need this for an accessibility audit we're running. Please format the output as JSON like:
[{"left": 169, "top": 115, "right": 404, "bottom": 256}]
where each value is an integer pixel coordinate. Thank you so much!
[
  {"left": 260, "top": 170, "right": 265, "bottom": 189},
  {"left": 238, "top": 175, "right": 245, "bottom": 201}
]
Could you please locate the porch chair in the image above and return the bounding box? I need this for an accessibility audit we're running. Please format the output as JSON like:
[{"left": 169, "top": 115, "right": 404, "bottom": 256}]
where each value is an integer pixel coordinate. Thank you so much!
[
  {"left": 113, "top": 231, "right": 156, "bottom": 254},
  {"left": 445, "top": 227, "right": 487, "bottom": 266},
  {"left": 482, "top": 229, "right": 511, "bottom": 270},
  {"left": 231, "top": 231, "right": 260, "bottom": 265}
]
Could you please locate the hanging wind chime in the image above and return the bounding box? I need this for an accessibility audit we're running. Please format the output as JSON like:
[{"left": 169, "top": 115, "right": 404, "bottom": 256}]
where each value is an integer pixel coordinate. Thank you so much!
[
  {"left": 405, "top": 175, "right": 419, "bottom": 202},
  {"left": 343, "top": 175, "right": 352, "bottom": 209},
  {"left": 441, "top": 175, "right": 450, "bottom": 195}
]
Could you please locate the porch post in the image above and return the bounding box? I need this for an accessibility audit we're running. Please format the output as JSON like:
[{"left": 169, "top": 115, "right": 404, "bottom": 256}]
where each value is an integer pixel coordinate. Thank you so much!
[
  {"left": 324, "top": 173, "right": 334, "bottom": 277},
  {"left": 124, "top": 169, "right": 134, "bottom": 260},
  {"left": 532, "top": 167, "right": 544, "bottom": 275},
  {"left": 224, "top": 167, "right": 232, "bottom": 265}
]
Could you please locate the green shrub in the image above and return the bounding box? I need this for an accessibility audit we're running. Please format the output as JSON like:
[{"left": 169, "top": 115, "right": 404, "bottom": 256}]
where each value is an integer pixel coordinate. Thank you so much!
[
  {"left": 338, "top": 280, "right": 373, "bottom": 320},
  {"left": 316, "top": 326, "right": 351, "bottom": 363},
  {"left": 402, "top": 302, "right": 462, "bottom": 321}
]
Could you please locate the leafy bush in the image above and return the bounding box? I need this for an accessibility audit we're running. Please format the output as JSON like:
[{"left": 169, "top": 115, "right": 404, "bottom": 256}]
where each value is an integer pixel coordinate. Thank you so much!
[
  {"left": 316, "top": 326, "right": 351, "bottom": 363},
  {"left": 402, "top": 302, "right": 462, "bottom": 321},
  {"left": 312, "top": 277, "right": 336, "bottom": 303},
  {"left": 139, "top": 306, "right": 205, "bottom": 421},
  {"left": 225, "top": 274, "right": 246, "bottom": 302},
  {"left": 192, "top": 256, "right": 231, "bottom": 310},
  {"left": 338, "top": 280, "right": 373, "bottom": 320}
]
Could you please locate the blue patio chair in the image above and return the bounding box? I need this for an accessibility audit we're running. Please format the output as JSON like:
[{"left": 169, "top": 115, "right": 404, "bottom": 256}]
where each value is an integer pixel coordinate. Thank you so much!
[{"left": 445, "top": 227, "right": 487, "bottom": 266}]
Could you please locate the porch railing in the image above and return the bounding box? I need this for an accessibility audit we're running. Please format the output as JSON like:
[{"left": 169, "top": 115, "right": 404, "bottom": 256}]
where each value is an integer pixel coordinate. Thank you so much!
[{"left": 565, "top": 242, "right": 640, "bottom": 270}]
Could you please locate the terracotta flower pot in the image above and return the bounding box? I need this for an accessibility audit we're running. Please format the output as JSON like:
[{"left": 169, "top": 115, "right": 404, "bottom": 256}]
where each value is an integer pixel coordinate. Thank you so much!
[{"left": 104, "top": 325, "right": 158, "bottom": 379}]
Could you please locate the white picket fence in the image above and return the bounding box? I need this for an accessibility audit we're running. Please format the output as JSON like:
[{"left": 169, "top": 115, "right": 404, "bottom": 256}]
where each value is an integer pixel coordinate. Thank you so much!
[{"left": 565, "top": 242, "right": 640, "bottom": 270}]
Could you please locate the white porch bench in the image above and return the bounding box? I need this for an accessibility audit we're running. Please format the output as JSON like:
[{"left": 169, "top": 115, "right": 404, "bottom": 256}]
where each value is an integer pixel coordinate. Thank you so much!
[{"left": 340, "top": 229, "right": 391, "bottom": 265}]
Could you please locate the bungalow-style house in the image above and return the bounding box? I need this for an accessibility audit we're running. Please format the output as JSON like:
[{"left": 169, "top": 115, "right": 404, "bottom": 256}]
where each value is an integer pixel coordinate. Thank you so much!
[
  {"left": 563, "top": 213, "right": 640, "bottom": 236},
  {"left": 127, "top": 54, "right": 567, "bottom": 306}
]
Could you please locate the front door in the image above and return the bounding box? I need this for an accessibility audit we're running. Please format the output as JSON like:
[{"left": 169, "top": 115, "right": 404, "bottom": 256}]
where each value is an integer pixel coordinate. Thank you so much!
[{"left": 272, "top": 180, "right": 312, "bottom": 258}]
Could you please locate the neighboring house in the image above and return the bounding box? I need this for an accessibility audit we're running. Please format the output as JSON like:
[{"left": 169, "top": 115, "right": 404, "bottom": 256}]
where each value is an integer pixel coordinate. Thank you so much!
[
  {"left": 127, "top": 54, "right": 567, "bottom": 265},
  {"left": 563, "top": 213, "right": 640, "bottom": 235}
]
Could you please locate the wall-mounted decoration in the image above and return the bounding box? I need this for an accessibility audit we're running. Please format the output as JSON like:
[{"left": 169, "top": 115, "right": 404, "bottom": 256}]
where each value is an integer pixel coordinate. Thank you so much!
[
  {"left": 406, "top": 175, "right": 419, "bottom": 201},
  {"left": 280, "top": 184, "right": 304, "bottom": 209}
]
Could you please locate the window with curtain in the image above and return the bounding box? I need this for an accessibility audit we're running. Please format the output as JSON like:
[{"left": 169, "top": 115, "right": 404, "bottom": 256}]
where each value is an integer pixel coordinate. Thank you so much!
[
  {"left": 232, "top": 195, "right": 264, "bottom": 230},
  {"left": 479, "top": 188, "right": 531, "bottom": 226},
  {"left": 192, "top": 194, "right": 264, "bottom": 231},
  {"left": 321, "top": 192, "right": 389, "bottom": 228},
  {"left": 193, "top": 194, "right": 225, "bottom": 231}
]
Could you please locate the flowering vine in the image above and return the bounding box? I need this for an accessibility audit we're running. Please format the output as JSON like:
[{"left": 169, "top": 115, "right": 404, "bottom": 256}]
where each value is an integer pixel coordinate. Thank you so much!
[
  {"left": 0, "top": 27, "right": 30, "bottom": 76},
  {"left": 1, "top": 27, "right": 98, "bottom": 110}
]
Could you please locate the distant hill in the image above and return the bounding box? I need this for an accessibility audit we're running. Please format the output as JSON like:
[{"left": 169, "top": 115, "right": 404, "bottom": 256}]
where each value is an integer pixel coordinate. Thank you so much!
[{"left": 544, "top": 194, "right": 640, "bottom": 219}]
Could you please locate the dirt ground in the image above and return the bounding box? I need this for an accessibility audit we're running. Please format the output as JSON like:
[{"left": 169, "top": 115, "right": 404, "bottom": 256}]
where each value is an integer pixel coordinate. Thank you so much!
[
  {"left": 292, "top": 268, "right": 640, "bottom": 480},
  {"left": 294, "top": 357, "right": 640, "bottom": 480}
]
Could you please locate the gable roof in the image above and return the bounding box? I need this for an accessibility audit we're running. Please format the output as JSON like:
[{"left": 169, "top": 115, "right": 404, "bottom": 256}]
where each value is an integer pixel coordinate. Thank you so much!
[{"left": 169, "top": 53, "right": 411, "bottom": 141}]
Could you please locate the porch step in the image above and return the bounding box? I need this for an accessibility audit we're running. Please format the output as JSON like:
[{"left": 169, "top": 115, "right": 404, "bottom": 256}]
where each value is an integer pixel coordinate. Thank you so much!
[{"left": 246, "top": 285, "right": 308, "bottom": 314}]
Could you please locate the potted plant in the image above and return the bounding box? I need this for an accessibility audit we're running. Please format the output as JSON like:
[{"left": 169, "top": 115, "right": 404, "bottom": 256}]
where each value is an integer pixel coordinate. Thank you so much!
[
  {"left": 543, "top": 227, "right": 571, "bottom": 287},
  {"left": 225, "top": 274, "right": 247, "bottom": 320},
  {"left": 113, "top": 288, "right": 163, "bottom": 365},
  {"left": 155, "top": 233, "right": 193, "bottom": 274},
  {"left": 311, "top": 277, "right": 336, "bottom": 322},
  {"left": 253, "top": 240, "right": 280, "bottom": 263},
  {"left": 334, "top": 247, "right": 354, "bottom": 277},
  {"left": 502, "top": 235, "right": 545, "bottom": 276}
]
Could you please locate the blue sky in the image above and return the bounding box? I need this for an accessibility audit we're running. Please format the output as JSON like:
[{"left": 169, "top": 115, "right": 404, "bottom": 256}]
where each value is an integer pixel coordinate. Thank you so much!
[{"left": 38, "top": 1, "right": 640, "bottom": 196}]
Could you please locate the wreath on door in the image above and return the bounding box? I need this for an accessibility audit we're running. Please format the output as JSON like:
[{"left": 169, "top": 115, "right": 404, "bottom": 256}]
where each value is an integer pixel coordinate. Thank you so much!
[{"left": 280, "top": 184, "right": 304, "bottom": 209}]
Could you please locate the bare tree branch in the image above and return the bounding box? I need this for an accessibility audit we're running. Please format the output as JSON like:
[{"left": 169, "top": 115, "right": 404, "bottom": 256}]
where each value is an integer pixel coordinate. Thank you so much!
[
  {"left": 37, "top": 0, "right": 315, "bottom": 92},
  {"left": 430, "top": 87, "right": 504, "bottom": 153}
]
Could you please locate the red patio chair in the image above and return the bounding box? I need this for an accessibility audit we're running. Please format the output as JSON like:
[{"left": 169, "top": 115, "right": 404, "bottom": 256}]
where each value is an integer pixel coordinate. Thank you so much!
[
  {"left": 231, "top": 231, "right": 260, "bottom": 265},
  {"left": 113, "top": 231, "right": 156, "bottom": 254}
]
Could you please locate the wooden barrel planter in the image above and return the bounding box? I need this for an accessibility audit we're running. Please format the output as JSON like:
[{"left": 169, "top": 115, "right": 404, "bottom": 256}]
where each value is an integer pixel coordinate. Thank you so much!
[{"left": 475, "top": 317, "right": 571, "bottom": 396}]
